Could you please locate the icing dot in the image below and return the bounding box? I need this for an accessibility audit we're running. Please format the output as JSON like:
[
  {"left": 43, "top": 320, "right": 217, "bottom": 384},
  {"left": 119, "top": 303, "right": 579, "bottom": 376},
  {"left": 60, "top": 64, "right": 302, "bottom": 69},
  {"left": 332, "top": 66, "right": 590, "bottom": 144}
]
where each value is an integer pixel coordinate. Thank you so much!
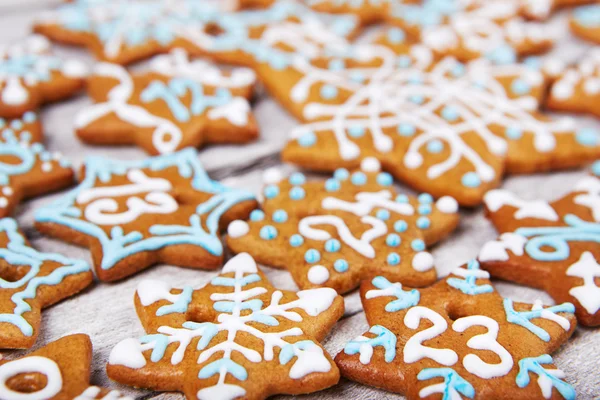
[
  {"left": 386, "top": 233, "right": 401, "bottom": 247},
  {"left": 436, "top": 196, "right": 459, "bottom": 213},
  {"left": 441, "top": 106, "right": 458, "bottom": 122},
  {"left": 325, "top": 239, "right": 341, "bottom": 253},
  {"left": 377, "top": 172, "right": 393, "bottom": 186},
  {"left": 576, "top": 128, "right": 599, "bottom": 147},
  {"left": 395, "top": 194, "right": 409, "bottom": 203},
  {"left": 334, "top": 168, "right": 350, "bottom": 181},
  {"left": 23, "top": 111, "right": 36, "bottom": 123},
  {"left": 328, "top": 59, "right": 345, "bottom": 71},
  {"left": 376, "top": 209, "right": 390, "bottom": 220},
  {"left": 325, "top": 178, "right": 341, "bottom": 192},
  {"left": 349, "top": 125, "right": 365, "bottom": 138},
  {"left": 417, "top": 217, "right": 431, "bottom": 229},
  {"left": 289, "top": 172, "right": 306, "bottom": 186},
  {"left": 41, "top": 162, "right": 52, "bottom": 172},
  {"left": 0, "top": 197, "right": 7, "bottom": 207},
  {"left": 451, "top": 63, "right": 465, "bottom": 77},
  {"left": 418, "top": 204, "right": 432, "bottom": 215},
  {"left": 227, "top": 220, "right": 249, "bottom": 238},
  {"left": 263, "top": 167, "right": 283, "bottom": 184},
  {"left": 0, "top": 119, "right": 4, "bottom": 129},
  {"left": 272, "top": 210, "right": 288, "bottom": 223},
  {"left": 426, "top": 139, "right": 444, "bottom": 153},
  {"left": 394, "top": 220, "right": 408, "bottom": 233},
  {"left": 334, "top": 259, "right": 349, "bottom": 272},
  {"left": 506, "top": 126, "right": 523, "bottom": 140},
  {"left": 32, "top": 144, "right": 44, "bottom": 154},
  {"left": 320, "top": 84, "right": 338, "bottom": 99},
  {"left": 397, "top": 55, "right": 412, "bottom": 68},
  {"left": 351, "top": 172, "right": 367, "bottom": 186},
  {"left": 260, "top": 226, "right": 278, "bottom": 240},
  {"left": 361, "top": 157, "right": 381, "bottom": 172},
  {"left": 511, "top": 79, "right": 531, "bottom": 95},
  {"left": 250, "top": 209, "right": 265, "bottom": 221},
  {"left": 387, "top": 27, "right": 406, "bottom": 44},
  {"left": 486, "top": 44, "right": 516, "bottom": 65},
  {"left": 298, "top": 131, "right": 316, "bottom": 147},
  {"left": 461, "top": 172, "right": 481, "bottom": 188},
  {"left": 264, "top": 185, "right": 279, "bottom": 199},
  {"left": 289, "top": 187, "right": 306, "bottom": 200},
  {"left": 418, "top": 193, "right": 433, "bottom": 204},
  {"left": 387, "top": 253, "right": 401, "bottom": 266},
  {"left": 10, "top": 120, "right": 23, "bottom": 130},
  {"left": 397, "top": 123, "right": 416, "bottom": 137},
  {"left": 593, "top": 160, "right": 600, "bottom": 177},
  {"left": 412, "top": 252, "right": 434, "bottom": 271},
  {"left": 411, "top": 239, "right": 425, "bottom": 252},
  {"left": 290, "top": 234, "right": 304, "bottom": 247},
  {"left": 350, "top": 71, "right": 365, "bottom": 83},
  {"left": 305, "top": 249, "right": 321, "bottom": 263},
  {"left": 2, "top": 187, "right": 13, "bottom": 196},
  {"left": 409, "top": 95, "right": 425, "bottom": 104},
  {"left": 308, "top": 265, "right": 330, "bottom": 284}
]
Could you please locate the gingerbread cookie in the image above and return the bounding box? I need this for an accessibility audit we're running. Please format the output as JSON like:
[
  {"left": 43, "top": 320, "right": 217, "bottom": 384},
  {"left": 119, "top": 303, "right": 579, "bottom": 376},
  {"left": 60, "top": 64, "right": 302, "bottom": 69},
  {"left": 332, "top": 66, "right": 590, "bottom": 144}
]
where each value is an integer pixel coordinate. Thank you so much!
[
  {"left": 479, "top": 174, "right": 600, "bottom": 326},
  {"left": 75, "top": 49, "right": 258, "bottom": 155},
  {"left": 35, "top": 0, "right": 358, "bottom": 66},
  {"left": 227, "top": 159, "right": 459, "bottom": 293},
  {"left": 0, "top": 218, "right": 92, "bottom": 349},
  {"left": 570, "top": 4, "right": 600, "bottom": 44},
  {"left": 0, "top": 117, "right": 73, "bottom": 218},
  {"left": 336, "top": 260, "right": 577, "bottom": 399},
  {"left": 306, "top": 0, "right": 398, "bottom": 24},
  {"left": 277, "top": 41, "right": 600, "bottom": 206},
  {"left": 107, "top": 252, "right": 344, "bottom": 400},
  {"left": 34, "top": 148, "right": 257, "bottom": 282},
  {"left": 0, "top": 334, "right": 131, "bottom": 399},
  {"left": 548, "top": 49, "right": 600, "bottom": 118},
  {"left": 0, "top": 35, "right": 87, "bottom": 118}
]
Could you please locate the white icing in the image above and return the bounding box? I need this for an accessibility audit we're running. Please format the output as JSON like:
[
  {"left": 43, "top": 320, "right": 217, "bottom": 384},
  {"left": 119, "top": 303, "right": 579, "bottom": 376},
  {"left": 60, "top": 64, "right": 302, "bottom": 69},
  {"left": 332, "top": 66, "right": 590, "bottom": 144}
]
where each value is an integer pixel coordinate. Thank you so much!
[
  {"left": 109, "top": 338, "right": 148, "bottom": 369},
  {"left": 197, "top": 384, "right": 246, "bottom": 400},
  {"left": 403, "top": 306, "right": 458, "bottom": 366},
  {"left": 574, "top": 176, "right": 600, "bottom": 222},
  {"left": 262, "top": 167, "right": 283, "bottom": 184},
  {"left": 307, "top": 265, "right": 330, "bottom": 284},
  {"left": 484, "top": 190, "right": 559, "bottom": 221},
  {"left": 412, "top": 252, "right": 434, "bottom": 272},
  {"left": 137, "top": 280, "right": 186, "bottom": 307},
  {"left": 451, "top": 267, "right": 490, "bottom": 279},
  {"left": 360, "top": 157, "right": 381, "bottom": 172},
  {"left": 531, "top": 299, "right": 571, "bottom": 332},
  {"left": 227, "top": 220, "right": 250, "bottom": 238},
  {"left": 322, "top": 190, "right": 414, "bottom": 217},
  {"left": 566, "top": 251, "right": 600, "bottom": 315},
  {"left": 207, "top": 97, "right": 251, "bottom": 126},
  {"left": 478, "top": 233, "right": 527, "bottom": 262},
  {"left": 435, "top": 196, "right": 458, "bottom": 214},
  {"left": 0, "top": 356, "right": 62, "bottom": 400},
  {"left": 74, "top": 387, "right": 132, "bottom": 400}
]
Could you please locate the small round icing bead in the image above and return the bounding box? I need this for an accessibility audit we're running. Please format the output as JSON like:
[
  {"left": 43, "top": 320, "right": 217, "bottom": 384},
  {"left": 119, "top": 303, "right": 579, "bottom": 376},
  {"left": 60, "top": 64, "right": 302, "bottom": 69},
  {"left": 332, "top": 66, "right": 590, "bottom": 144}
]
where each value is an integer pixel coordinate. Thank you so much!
[
  {"left": 10, "top": 120, "right": 23, "bottom": 130},
  {"left": 377, "top": 172, "right": 393, "bottom": 186},
  {"left": 288, "top": 172, "right": 306, "bottom": 186},
  {"left": 263, "top": 168, "right": 283, "bottom": 184},
  {"left": 260, "top": 225, "right": 278, "bottom": 240},
  {"left": 418, "top": 193, "right": 433, "bottom": 204},
  {"left": 505, "top": 126, "right": 523, "bottom": 140},
  {"left": 376, "top": 209, "right": 390, "bottom": 220},
  {"left": 325, "top": 239, "right": 341, "bottom": 253},
  {"left": 417, "top": 217, "right": 431, "bottom": 229},
  {"left": 461, "top": 172, "right": 481, "bottom": 188},
  {"left": 441, "top": 106, "right": 458, "bottom": 122},
  {"left": 0, "top": 119, "right": 5, "bottom": 129},
  {"left": 264, "top": 185, "right": 279, "bottom": 199},
  {"left": 351, "top": 172, "right": 367, "bottom": 186},
  {"left": 576, "top": 128, "right": 599, "bottom": 146},
  {"left": 412, "top": 252, "right": 434, "bottom": 271},
  {"left": 410, "top": 95, "right": 424, "bottom": 104},
  {"left": 394, "top": 220, "right": 408, "bottom": 233},
  {"left": 23, "top": 111, "right": 36, "bottom": 123},
  {"left": 349, "top": 125, "right": 365, "bottom": 138},
  {"left": 272, "top": 209, "right": 288, "bottom": 223},
  {"left": 397, "top": 123, "right": 416, "bottom": 137},
  {"left": 395, "top": 194, "right": 409, "bottom": 203},
  {"left": 486, "top": 44, "right": 516, "bottom": 65},
  {"left": 418, "top": 204, "right": 432, "bottom": 215},
  {"left": 387, "top": 27, "right": 405, "bottom": 44},
  {"left": 386, "top": 233, "right": 401, "bottom": 247},
  {"left": 593, "top": 160, "right": 600, "bottom": 177},
  {"left": 289, "top": 186, "right": 306, "bottom": 200},
  {"left": 305, "top": 249, "right": 321, "bottom": 263},
  {"left": 451, "top": 63, "right": 465, "bottom": 77},
  {"left": 511, "top": 79, "right": 530, "bottom": 95},
  {"left": 426, "top": 139, "right": 444, "bottom": 153},
  {"left": 411, "top": 239, "right": 425, "bottom": 252},
  {"left": 334, "top": 259, "right": 349, "bottom": 272},
  {"left": 320, "top": 84, "right": 338, "bottom": 99},
  {"left": 290, "top": 234, "right": 304, "bottom": 247},
  {"left": 397, "top": 55, "right": 412, "bottom": 68},
  {"left": 325, "top": 178, "right": 341, "bottom": 192},
  {"left": 298, "top": 131, "right": 317, "bottom": 147},
  {"left": 387, "top": 253, "right": 401, "bottom": 266},
  {"left": 308, "top": 265, "right": 329, "bottom": 284},
  {"left": 361, "top": 157, "right": 381, "bottom": 172},
  {"left": 334, "top": 168, "right": 350, "bottom": 181},
  {"left": 328, "top": 59, "right": 345, "bottom": 71},
  {"left": 227, "top": 220, "right": 249, "bottom": 238},
  {"left": 350, "top": 71, "right": 365, "bottom": 83},
  {"left": 436, "top": 196, "right": 459, "bottom": 213}
]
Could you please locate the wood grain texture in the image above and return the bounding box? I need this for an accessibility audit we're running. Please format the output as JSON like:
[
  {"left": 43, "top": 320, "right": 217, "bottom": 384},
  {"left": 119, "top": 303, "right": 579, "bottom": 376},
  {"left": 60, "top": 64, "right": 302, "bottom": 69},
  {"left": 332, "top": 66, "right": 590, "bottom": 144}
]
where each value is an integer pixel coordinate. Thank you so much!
[{"left": 0, "top": 3, "right": 599, "bottom": 399}]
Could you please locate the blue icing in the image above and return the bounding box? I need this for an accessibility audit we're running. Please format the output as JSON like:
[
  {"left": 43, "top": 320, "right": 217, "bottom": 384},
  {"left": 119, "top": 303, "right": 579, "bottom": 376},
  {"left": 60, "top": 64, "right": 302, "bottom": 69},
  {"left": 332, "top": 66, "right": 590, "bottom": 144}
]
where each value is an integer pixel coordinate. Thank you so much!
[
  {"left": 461, "top": 172, "right": 481, "bottom": 188},
  {"left": 344, "top": 325, "right": 397, "bottom": 363},
  {"left": 320, "top": 84, "right": 338, "bottom": 99},
  {"left": 328, "top": 59, "right": 345, "bottom": 71},
  {"left": 417, "top": 368, "right": 475, "bottom": 400},
  {"left": 506, "top": 126, "right": 523, "bottom": 140},
  {"left": 592, "top": 160, "right": 600, "bottom": 177},
  {"left": 394, "top": 220, "right": 408, "bottom": 233},
  {"left": 376, "top": 209, "right": 390, "bottom": 220},
  {"left": 198, "top": 358, "right": 248, "bottom": 381},
  {"left": 264, "top": 184, "right": 279, "bottom": 199},
  {"left": 325, "top": 239, "right": 341, "bottom": 252},
  {"left": 305, "top": 249, "right": 321, "bottom": 263},
  {"left": 289, "top": 186, "right": 306, "bottom": 200},
  {"left": 290, "top": 234, "right": 304, "bottom": 247},
  {"left": 485, "top": 44, "right": 517, "bottom": 65},
  {"left": 447, "top": 260, "right": 493, "bottom": 295},
  {"left": 441, "top": 106, "right": 458, "bottom": 122},
  {"left": 387, "top": 27, "right": 406, "bottom": 44},
  {"left": 395, "top": 194, "right": 409, "bottom": 203},
  {"left": 411, "top": 239, "right": 425, "bottom": 251},
  {"left": 250, "top": 209, "right": 265, "bottom": 221},
  {"left": 272, "top": 209, "right": 288, "bottom": 223},
  {"left": 298, "top": 131, "right": 316, "bottom": 147},
  {"left": 325, "top": 178, "right": 341, "bottom": 192},
  {"left": 386, "top": 233, "right": 401, "bottom": 247},
  {"left": 516, "top": 355, "right": 575, "bottom": 400},
  {"left": 260, "top": 225, "right": 278, "bottom": 240},
  {"left": 214, "top": 298, "right": 262, "bottom": 313},
  {"left": 34, "top": 148, "right": 255, "bottom": 270},
  {"left": 427, "top": 139, "right": 444, "bottom": 153},
  {"left": 511, "top": 79, "right": 531, "bottom": 96},
  {"left": 334, "top": 168, "right": 350, "bottom": 181},
  {"left": 211, "top": 273, "right": 260, "bottom": 287},
  {"left": 418, "top": 204, "right": 432, "bottom": 215},
  {"left": 349, "top": 125, "right": 365, "bottom": 138},
  {"left": 371, "top": 276, "right": 419, "bottom": 312},
  {"left": 504, "top": 298, "right": 575, "bottom": 342},
  {"left": 417, "top": 217, "right": 430, "bottom": 229},
  {"left": 334, "top": 258, "right": 349, "bottom": 272},
  {"left": 377, "top": 172, "right": 393, "bottom": 186},
  {"left": 576, "top": 128, "right": 599, "bottom": 146},
  {"left": 288, "top": 172, "right": 306, "bottom": 186},
  {"left": 351, "top": 172, "right": 367, "bottom": 186},
  {"left": 156, "top": 286, "right": 193, "bottom": 316},
  {"left": 574, "top": 4, "right": 600, "bottom": 27},
  {"left": 0, "top": 218, "right": 90, "bottom": 336},
  {"left": 387, "top": 252, "right": 400, "bottom": 266}
]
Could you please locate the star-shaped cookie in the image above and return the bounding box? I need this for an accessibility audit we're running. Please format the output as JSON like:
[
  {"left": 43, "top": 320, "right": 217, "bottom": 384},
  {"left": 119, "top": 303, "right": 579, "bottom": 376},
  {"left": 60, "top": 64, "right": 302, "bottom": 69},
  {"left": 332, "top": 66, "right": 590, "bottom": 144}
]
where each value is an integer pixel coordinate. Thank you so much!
[
  {"left": 74, "top": 49, "right": 258, "bottom": 155},
  {"left": 278, "top": 39, "right": 600, "bottom": 206},
  {"left": 0, "top": 334, "right": 131, "bottom": 399},
  {"left": 336, "top": 260, "right": 577, "bottom": 399},
  {"left": 0, "top": 35, "right": 87, "bottom": 118},
  {"left": 34, "top": 148, "right": 257, "bottom": 282},
  {"left": 107, "top": 252, "right": 344, "bottom": 400},
  {"left": 0, "top": 218, "right": 92, "bottom": 349},
  {"left": 227, "top": 158, "right": 460, "bottom": 293},
  {"left": 0, "top": 116, "right": 74, "bottom": 218},
  {"left": 479, "top": 173, "right": 600, "bottom": 326}
]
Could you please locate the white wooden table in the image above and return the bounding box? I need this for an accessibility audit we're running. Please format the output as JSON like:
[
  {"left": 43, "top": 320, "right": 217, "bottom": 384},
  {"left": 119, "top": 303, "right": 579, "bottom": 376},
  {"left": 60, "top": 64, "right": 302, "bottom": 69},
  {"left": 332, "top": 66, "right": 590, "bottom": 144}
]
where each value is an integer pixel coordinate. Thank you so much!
[{"left": 1, "top": 2, "right": 599, "bottom": 399}]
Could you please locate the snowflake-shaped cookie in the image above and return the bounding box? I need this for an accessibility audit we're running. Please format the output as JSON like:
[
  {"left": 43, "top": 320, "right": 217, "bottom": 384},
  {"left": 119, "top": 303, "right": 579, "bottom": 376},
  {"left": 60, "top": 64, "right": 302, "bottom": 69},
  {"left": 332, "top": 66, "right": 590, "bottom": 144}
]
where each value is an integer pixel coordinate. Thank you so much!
[
  {"left": 227, "top": 158, "right": 459, "bottom": 293},
  {"left": 107, "top": 252, "right": 344, "bottom": 400},
  {"left": 0, "top": 218, "right": 92, "bottom": 349},
  {"left": 0, "top": 35, "right": 87, "bottom": 118},
  {"left": 0, "top": 118, "right": 73, "bottom": 218},
  {"left": 336, "top": 260, "right": 577, "bottom": 399},
  {"left": 75, "top": 49, "right": 258, "bottom": 155},
  {"left": 34, "top": 148, "right": 257, "bottom": 282},
  {"left": 279, "top": 40, "right": 600, "bottom": 206},
  {"left": 570, "top": 4, "right": 600, "bottom": 44},
  {"left": 479, "top": 173, "right": 600, "bottom": 326},
  {"left": 0, "top": 334, "right": 131, "bottom": 399}
]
